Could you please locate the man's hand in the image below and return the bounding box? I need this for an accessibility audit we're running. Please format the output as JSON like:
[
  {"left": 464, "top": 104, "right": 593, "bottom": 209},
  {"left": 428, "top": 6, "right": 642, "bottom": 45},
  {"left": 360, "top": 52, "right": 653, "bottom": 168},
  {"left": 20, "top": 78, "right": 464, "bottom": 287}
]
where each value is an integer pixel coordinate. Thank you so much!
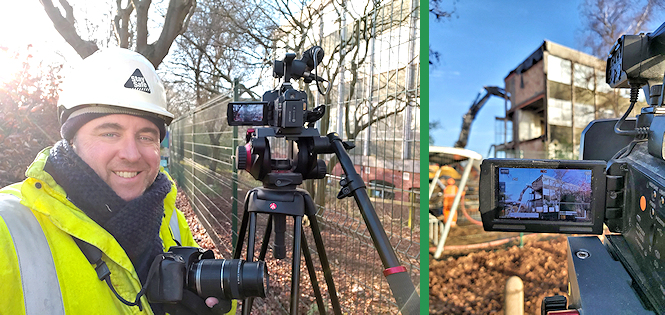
[
  {"left": 206, "top": 296, "right": 233, "bottom": 314},
  {"left": 162, "top": 291, "right": 230, "bottom": 315},
  {"left": 205, "top": 297, "right": 219, "bottom": 308}
]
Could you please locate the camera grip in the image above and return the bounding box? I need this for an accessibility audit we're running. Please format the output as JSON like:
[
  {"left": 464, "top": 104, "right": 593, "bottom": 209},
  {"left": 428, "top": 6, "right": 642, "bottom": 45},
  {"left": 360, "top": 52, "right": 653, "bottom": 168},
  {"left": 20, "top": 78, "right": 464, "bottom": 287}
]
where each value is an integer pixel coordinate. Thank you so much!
[
  {"left": 147, "top": 254, "right": 185, "bottom": 303},
  {"left": 385, "top": 271, "right": 419, "bottom": 315}
]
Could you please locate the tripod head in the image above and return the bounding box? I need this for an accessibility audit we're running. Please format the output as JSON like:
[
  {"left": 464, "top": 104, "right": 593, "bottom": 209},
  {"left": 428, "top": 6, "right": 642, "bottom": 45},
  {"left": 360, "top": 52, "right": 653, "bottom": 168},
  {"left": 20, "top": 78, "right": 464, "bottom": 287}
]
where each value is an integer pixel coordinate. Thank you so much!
[{"left": 236, "top": 127, "right": 333, "bottom": 185}]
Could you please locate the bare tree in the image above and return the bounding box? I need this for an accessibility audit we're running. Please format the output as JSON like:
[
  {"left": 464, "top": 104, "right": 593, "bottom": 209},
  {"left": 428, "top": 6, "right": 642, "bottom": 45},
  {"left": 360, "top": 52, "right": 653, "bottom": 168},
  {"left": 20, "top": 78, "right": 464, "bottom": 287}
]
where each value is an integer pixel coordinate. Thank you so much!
[
  {"left": 163, "top": 80, "right": 195, "bottom": 116},
  {"left": 174, "top": 0, "right": 418, "bottom": 203},
  {"left": 315, "top": 1, "right": 417, "bottom": 138},
  {"left": 162, "top": 0, "right": 315, "bottom": 121},
  {"left": 163, "top": 0, "right": 419, "bottom": 201},
  {"left": 164, "top": 0, "right": 278, "bottom": 173},
  {"left": 579, "top": 0, "right": 665, "bottom": 57},
  {"left": 167, "top": 0, "right": 273, "bottom": 105},
  {"left": 304, "top": 0, "right": 419, "bottom": 205},
  {"left": 430, "top": 0, "right": 457, "bottom": 20},
  {"left": 39, "top": 0, "right": 196, "bottom": 67},
  {"left": 430, "top": 120, "right": 441, "bottom": 145},
  {"left": 171, "top": 0, "right": 327, "bottom": 100},
  {"left": 429, "top": 0, "right": 457, "bottom": 65}
]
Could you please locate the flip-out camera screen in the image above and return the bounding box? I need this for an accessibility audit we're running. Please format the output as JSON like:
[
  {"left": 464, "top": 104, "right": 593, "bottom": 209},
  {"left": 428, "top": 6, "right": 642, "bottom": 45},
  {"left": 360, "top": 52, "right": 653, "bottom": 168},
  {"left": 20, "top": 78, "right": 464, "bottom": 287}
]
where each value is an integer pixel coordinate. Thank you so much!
[
  {"left": 497, "top": 168, "right": 593, "bottom": 222},
  {"left": 227, "top": 102, "right": 269, "bottom": 126},
  {"left": 480, "top": 159, "right": 606, "bottom": 234}
]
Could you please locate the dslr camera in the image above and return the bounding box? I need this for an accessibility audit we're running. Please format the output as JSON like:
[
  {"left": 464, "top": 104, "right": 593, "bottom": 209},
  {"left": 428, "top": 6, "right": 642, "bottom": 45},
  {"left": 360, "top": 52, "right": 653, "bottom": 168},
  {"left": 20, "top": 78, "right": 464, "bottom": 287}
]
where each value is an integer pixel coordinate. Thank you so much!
[
  {"left": 480, "top": 23, "right": 665, "bottom": 314},
  {"left": 147, "top": 246, "right": 268, "bottom": 313}
]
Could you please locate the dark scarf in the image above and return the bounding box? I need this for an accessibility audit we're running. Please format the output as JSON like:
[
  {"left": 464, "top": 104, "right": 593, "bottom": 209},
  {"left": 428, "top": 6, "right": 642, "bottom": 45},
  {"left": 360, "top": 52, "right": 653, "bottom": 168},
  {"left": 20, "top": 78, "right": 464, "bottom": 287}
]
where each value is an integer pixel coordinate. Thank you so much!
[{"left": 44, "top": 140, "right": 171, "bottom": 286}]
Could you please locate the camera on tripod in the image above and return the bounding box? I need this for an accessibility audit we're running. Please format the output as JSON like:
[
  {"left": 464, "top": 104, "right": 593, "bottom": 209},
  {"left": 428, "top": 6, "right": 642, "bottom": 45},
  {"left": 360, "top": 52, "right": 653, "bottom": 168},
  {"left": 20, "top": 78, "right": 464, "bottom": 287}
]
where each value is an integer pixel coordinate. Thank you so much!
[
  {"left": 225, "top": 46, "right": 420, "bottom": 315},
  {"left": 479, "top": 22, "right": 665, "bottom": 314}
]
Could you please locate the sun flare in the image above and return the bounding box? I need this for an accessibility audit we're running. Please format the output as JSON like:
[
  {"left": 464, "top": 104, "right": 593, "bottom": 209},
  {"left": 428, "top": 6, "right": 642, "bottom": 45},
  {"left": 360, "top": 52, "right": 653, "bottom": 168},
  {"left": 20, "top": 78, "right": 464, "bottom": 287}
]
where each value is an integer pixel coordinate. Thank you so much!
[{"left": 0, "top": 47, "right": 24, "bottom": 85}]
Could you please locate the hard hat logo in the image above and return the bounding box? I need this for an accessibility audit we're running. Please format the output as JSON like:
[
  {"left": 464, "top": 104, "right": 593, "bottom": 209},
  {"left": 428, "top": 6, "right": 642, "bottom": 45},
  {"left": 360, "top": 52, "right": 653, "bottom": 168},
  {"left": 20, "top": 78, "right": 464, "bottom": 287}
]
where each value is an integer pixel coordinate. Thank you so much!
[{"left": 124, "top": 69, "right": 151, "bottom": 93}]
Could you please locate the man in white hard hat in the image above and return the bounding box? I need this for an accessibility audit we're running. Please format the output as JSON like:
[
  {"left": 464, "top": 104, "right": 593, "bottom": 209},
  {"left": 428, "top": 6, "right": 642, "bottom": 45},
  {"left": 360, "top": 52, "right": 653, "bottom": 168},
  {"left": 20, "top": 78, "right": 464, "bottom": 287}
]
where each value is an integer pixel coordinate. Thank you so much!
[{"left": 0, "top": 48, "right": 232, "bottom": 315}]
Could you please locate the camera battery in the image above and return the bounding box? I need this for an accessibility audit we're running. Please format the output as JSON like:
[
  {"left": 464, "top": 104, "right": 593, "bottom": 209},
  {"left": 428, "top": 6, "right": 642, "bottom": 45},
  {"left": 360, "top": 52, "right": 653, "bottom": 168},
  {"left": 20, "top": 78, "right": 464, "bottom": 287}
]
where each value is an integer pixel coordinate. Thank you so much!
[{"left": 281, "top": 100, "right": 304, "bottom": 128}]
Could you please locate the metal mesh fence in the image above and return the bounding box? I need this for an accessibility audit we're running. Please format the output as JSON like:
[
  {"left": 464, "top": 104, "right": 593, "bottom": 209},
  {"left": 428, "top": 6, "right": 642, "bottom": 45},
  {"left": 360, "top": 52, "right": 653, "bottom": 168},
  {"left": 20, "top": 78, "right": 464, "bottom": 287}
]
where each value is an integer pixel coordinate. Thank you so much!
[{"left": 169, "top": 0, "right": 419, "bottom": 313}]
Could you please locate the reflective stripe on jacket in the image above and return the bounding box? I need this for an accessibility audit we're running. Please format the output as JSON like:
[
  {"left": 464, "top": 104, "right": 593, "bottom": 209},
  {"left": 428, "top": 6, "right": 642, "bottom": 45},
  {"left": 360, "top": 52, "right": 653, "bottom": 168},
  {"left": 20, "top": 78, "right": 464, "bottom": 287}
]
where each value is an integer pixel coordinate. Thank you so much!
[{"left": 0, "top": 147, "right": 197, "bottom": 315}]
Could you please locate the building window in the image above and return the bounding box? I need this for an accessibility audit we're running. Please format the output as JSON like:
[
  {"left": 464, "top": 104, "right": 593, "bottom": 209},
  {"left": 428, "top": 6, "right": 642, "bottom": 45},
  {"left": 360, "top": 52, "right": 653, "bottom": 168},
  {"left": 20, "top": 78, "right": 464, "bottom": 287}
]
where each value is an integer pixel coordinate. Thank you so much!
[{"left": 369, "top": 180, "right": 395, "bottom": 199}]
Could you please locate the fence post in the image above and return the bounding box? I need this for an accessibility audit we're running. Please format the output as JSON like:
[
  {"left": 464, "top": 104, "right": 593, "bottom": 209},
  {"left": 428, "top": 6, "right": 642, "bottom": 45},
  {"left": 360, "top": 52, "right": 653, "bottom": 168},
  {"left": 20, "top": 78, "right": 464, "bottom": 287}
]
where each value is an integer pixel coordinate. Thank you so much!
[
  {"left": 505, "top": 276, "right": 524, "bottom": 315},
  {"left": 231, "top": 78, "right": 240, "bottom": 247},
  {"left": 190, "top": 110, "right": 195, "bottom": 196},
  {"left": 408, "top": 188, "right": 416, "bottom": 229}
]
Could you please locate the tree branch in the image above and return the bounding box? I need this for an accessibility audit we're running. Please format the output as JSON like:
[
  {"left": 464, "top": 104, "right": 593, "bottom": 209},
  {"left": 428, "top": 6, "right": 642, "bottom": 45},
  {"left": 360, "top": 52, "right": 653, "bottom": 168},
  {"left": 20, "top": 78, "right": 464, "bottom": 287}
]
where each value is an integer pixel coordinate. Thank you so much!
[
  {"left": 40, "top": 0, "right": 98, "bottom": 58},
  {"left": 113, "top": 0, "right": 134, "bottom": 48},
  {"left": 132, "top": 0, "right": 150, "bottom": 54},
  {"left": 145, "top": 0, "right": 196, "bottom": 68}
]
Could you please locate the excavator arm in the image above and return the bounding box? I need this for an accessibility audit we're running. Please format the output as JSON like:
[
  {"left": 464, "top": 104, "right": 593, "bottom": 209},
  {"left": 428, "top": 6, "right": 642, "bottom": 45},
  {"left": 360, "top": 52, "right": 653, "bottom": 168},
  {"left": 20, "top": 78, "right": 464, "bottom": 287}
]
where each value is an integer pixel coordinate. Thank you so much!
[{"left": 454, "top": 86, "right": 508, "bottom": 148}]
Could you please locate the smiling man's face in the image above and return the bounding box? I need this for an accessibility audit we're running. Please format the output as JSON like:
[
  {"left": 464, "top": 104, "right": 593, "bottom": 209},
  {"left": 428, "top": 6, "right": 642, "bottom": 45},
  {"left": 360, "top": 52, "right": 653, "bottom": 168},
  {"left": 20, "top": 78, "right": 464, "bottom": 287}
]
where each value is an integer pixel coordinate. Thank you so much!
[{"left": 72, "top": 114, "right": 161, "bottom": 201}]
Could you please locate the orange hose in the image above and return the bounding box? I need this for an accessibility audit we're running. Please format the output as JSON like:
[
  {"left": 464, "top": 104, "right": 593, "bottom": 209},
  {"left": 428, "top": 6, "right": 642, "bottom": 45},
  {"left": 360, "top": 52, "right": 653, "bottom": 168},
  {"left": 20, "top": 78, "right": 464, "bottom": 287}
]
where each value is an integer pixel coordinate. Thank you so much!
[
  {"left": 429, "top": 234, "right": 542, "bottom": 253},
  {"left": 461, "top": 204, "right": 483, "bottom": 226}
]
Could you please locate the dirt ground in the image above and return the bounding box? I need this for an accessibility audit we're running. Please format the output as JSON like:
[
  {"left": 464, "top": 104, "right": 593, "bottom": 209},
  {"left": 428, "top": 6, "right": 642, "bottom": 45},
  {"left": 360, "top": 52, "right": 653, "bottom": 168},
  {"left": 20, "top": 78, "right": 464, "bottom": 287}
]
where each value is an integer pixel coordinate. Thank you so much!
[{"left": 429, "top": 220, "right": 570, "bottom": 315}]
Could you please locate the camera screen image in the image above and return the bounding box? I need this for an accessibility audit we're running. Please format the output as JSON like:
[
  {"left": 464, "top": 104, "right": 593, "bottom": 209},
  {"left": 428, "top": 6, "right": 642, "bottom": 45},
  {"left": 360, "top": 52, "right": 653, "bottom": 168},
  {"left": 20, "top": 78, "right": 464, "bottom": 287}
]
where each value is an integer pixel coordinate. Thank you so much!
[
  {"left": 231, "top": 103, "right": 265, "bottom": 123},
  {"left": 497, "top": 167, "right": 593, "bottom": 223}
]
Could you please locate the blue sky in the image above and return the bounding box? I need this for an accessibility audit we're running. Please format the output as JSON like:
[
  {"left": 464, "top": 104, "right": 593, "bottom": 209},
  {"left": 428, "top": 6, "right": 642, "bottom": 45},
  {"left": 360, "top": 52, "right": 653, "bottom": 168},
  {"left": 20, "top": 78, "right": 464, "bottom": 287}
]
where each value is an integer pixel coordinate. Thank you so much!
[{"left": 428, "top": 1, "right": 665, "bottom": 157}]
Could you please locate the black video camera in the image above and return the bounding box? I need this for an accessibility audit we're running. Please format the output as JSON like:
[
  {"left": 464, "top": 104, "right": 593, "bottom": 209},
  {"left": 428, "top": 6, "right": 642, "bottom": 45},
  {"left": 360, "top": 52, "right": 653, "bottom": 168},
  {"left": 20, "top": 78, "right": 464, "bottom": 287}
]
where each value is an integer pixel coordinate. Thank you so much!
[
  {"left": 479, "top": 22, "right": 665, "bottom": 314},
  {"left": 226, "top": 46, "right": 329, "bottom": 183},
  {"left": 227, "top": 46, "right": 326, "bottom": 134},
  {"left": 147, "top": 246, "right": 268, "bottom": 313}
]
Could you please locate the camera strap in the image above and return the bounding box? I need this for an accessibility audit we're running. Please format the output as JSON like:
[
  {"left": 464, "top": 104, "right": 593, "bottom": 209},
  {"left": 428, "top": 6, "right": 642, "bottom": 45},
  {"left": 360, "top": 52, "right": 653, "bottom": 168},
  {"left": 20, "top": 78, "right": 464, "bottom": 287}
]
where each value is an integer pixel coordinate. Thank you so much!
[{"left": 72, "top": 237, "right": 156, "bottom": 311}]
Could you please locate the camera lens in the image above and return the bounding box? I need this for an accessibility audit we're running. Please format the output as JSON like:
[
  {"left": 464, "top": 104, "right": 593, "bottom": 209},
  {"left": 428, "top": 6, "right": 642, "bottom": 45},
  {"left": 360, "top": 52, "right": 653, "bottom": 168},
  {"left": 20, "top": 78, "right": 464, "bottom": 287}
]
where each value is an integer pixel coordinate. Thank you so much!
[{"left": 187, "top": 259, "right": 268, "bottom": 300}]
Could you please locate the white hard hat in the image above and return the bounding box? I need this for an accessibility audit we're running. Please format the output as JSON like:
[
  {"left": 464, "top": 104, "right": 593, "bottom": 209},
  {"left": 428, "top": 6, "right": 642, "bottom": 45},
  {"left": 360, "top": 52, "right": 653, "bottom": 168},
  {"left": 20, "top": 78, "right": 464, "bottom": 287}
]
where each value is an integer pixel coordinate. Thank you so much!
[{"left": 57, "top": 47, "right": 174, "bottom": 126}]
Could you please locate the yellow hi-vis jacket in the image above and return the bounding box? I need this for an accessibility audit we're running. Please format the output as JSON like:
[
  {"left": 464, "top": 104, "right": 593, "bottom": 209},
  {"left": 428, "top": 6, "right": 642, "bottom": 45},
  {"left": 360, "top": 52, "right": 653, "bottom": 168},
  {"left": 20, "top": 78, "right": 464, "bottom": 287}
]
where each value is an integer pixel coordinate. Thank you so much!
[{"left": 0, "top": 147, "right": 229, "bottom": 315}]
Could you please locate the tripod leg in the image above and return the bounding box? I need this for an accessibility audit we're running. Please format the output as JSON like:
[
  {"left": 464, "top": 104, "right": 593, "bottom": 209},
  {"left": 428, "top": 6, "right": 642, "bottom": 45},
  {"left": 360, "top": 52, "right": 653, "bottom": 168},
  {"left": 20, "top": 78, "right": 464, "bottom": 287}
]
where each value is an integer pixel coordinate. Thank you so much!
[
  {"left": 327, "top": 133, "right": 419, "bottom": 314},
  {"left": 301, "top": 232, "right": 327, "bottom": 315},
  {"left": 290, "top": 216, "right": 303, "bottom": 315},
  {"left": 258, "top": 215, "right": 273, "bottom": 260},
  {"left": 246, "top": 212, "right": 257, "bottom": 261},
  {"left": 304, "top": 196, "right": 342, "bottom": 315},
  {"left": 233, "top": 191, "right": 253, "bottom": 259},
  {"left": 244, "top": 214, "right": 272, "bottom": 314},
  {"left": 242, "top": 212, "right": 258, "bottom": 315},
  {"left": 233, "top": 211, "right": 247, "bottom": 259}
]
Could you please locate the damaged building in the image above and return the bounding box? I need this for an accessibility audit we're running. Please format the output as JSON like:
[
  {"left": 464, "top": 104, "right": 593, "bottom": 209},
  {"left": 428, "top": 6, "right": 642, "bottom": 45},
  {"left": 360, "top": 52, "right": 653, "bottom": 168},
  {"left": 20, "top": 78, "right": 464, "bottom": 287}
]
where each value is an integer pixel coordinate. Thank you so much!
[{"left": 493, "top": 41, "right": 646, "bottom": 159}]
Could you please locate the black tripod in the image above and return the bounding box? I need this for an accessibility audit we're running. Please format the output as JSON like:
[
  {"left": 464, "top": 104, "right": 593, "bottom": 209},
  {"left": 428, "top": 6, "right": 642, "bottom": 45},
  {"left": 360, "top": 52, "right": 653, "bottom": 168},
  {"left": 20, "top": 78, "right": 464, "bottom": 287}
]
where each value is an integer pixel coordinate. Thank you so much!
[
  {"left": 231, "top": 132, "right": 419, "bottom": 315},
  {"left": 233, "top": 172, "right": 341, "bottom": 315}
]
